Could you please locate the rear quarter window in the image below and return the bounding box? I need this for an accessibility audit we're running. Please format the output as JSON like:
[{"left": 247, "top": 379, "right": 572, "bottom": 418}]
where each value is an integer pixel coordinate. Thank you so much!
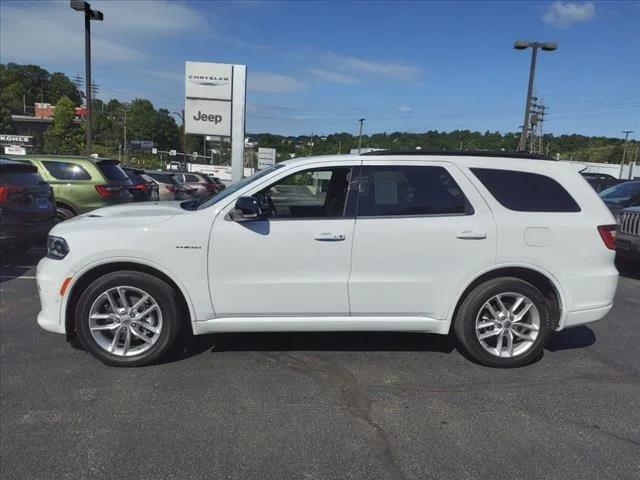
[
  {"left": 42, "top": 161, "right": 92, "bottom": 181},
  {"left": 97, "top": 162, "right": 130, "bottom": 182},
  {"left": 471, "top": 168, "right": 580, "bottom": 212}
]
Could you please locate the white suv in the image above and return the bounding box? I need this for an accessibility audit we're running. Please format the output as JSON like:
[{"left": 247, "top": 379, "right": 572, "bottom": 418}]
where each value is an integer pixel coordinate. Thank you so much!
[{"left": 36, "top": 152, "right": 619, "bottom": 367}]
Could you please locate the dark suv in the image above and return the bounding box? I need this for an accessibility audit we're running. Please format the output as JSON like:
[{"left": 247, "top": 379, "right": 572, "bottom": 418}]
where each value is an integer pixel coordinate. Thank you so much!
[{"left": 0, "top": 158, "right": 56, "bottom": 253}]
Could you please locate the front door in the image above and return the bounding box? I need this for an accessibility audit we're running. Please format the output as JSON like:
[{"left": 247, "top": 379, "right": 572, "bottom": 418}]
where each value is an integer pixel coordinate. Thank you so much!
[
  {"left": 210, "top": 161, "right": 359, "bottom": 317},
  {"left": 348, "top": 161, "right": 497, "bottom": 320}
]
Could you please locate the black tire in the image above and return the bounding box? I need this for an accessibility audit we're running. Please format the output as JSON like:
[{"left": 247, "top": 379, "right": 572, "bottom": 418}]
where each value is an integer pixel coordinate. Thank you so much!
[
  {"left": 56, "top": 205, "right": 75, "bottom": 222},
  {"left": 454, "top": 277, "right": 552, "bottom": 368},
  {"left": 75, "top": 271, "right": 182, "bottom": 367}
]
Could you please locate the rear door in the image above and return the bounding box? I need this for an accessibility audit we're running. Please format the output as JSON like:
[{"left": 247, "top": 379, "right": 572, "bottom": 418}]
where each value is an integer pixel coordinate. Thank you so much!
[{"left": 348, "top": 160, "right": 497, "bottom": 320}]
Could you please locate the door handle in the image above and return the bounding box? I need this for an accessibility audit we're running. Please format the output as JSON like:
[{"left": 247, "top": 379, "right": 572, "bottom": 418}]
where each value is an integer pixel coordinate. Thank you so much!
[
  {"left": 456, "top": 230, "right": 487, "bottom": 240},
  {"left": 314, "top": 232, "right": 346, "bottom": 241}
]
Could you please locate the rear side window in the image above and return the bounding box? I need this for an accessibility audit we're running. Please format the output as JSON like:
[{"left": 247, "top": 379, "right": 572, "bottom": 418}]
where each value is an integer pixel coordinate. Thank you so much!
[
  {"left": 471, "top": 168, "right": 580, "bottom": 212},
  {"left": 146, "top": 172, "right": 179, "bottom": 185},
  {"left": 42, "top": 161, "right": 91, "bottom": 180},
  {"left": 97, "top": 161, "right": 130, "bottom": 182},
  {"left": 0, "top": 171, "right": 43, "bottom": 185},
  {"left": 357, "top": 165, "right": 471, "bottom": 217},
  {"left": 184, "top": 174, "right": 201, "bottom": 182}
]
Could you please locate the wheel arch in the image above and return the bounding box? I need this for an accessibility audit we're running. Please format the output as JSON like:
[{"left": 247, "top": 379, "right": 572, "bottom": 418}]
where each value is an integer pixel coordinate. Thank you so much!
[
  {"left": 64, "top": 260, "right": 195, "bottom": 341},
  {"left": 449, "top": 265, "right": 564, "bottom": 330}
]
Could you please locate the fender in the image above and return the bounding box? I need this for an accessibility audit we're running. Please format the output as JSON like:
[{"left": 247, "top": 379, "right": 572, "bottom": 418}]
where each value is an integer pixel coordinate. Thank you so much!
[
  {"left": 446, "top": 261, "right": 568, "bottom": 330},
  {"left": 60, "top": 255, "right": 199, "bottom": 333}
]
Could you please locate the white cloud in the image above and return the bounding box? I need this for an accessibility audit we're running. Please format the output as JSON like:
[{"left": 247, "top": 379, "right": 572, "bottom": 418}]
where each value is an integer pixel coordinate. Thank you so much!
[
  {"left": 248, "top": 72, "right": 307, "bottom": 94},
  {"left": 328, "top": 53, "right": 423, "bottom": 83},
  {"left": 543, "top": 1, "right": 596, "bottom": 29},
  {"left": 397, "top": 105, "right": 413, "bottom": 113},
  {"left": 0, "top": 0, "right": 205, "bottom": 65},
  {"left": 308, "top": 69, "right": 359, "bottom": 84}
]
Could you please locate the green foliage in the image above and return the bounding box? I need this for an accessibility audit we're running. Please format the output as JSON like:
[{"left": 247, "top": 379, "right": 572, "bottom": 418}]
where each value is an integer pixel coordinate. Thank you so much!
[
  {"left": 43, "top": 96, "right": 84, "bottom": 154},
  {"left": 0, "top": 63, "right": 82, "bottom": 113},
  {"left": 0, "top": 106, "right": 14, "bottom": 133}
]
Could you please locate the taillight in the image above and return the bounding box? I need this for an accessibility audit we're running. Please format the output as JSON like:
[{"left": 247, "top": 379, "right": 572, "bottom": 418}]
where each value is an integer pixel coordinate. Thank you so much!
[
  {"left": 95, "top": 185, "right": 121, "bottom": 197},
  {"left": 597, "top": 224, "right": 617, "bottom": 250},
  {"left": 205, "top": 183, "right": 218, "bottom": 191},
  {"left": 130, "top": 183, "right": 146, "bottom": 191},
  {"left": 165, "top": 185, "right": 178, "bottom": 193},
  {"left": 0, "top": 185, "right": 26, "bottom": 203}
]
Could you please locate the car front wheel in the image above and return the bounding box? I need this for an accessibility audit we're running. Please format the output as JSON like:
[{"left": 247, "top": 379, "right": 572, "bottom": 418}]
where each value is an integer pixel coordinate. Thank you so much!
[
  {"left": 454, "top": 277, "right": 552, "bottom": 368},
  {"left": 75, "top": 271, "right": 181, "bottom": 367}
]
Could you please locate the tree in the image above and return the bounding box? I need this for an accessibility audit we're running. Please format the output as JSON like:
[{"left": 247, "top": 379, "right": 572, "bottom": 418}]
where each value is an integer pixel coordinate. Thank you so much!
[
  {"left": 43, "top": 96, "right": 84, "bottom": 154},
  {"left": 47, "top": 72, "right": 82, "bottom": 105},
  {"left": 0, "top": 106, "right": 13, "bottom": 133}
]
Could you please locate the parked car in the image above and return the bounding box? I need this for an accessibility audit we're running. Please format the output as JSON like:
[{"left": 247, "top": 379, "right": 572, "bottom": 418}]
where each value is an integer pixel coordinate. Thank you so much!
[
  {"left": 205, "top": 174, "right": 226, "bottom": 191},
  {"left": 142, "top": 170, "right": 195, "bottom": 201},
  {"left": 172, "top": 172, "right": 224, "bottom": 199},
  {"left": 37, "top": 151, "right": 618, "bottom": 368},
  {"left": 7, "top": 155, "right": 133, "bottom": 221},
  {"left": 599, "top": 180, "right": 640, "bottom": 220},
  {"left": 581, "top": 173, "right": 626, "bottom": 193},
  {"left": 0, "top": 158, "right": 56, "bottom": 253},
  {"left": 122, "top": 167, "right": 159, "bottom": 202},
  {"left": 616, "top": 206, "right": 640, "bottom": 265}
]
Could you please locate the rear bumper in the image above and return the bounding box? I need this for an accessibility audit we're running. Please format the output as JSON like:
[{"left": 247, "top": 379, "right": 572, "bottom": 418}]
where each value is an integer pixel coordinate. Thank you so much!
[
  {"left": 0, "top": 218, "right": 55, "bottom": 245},
  {"left": 562, "top": 303, "right": 613, "bottom": 329}
]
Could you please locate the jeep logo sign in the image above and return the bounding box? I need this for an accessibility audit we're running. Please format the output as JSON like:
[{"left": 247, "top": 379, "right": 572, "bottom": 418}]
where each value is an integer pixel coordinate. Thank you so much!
[{"left": 185, "top": 99, "right": 231, "bottom": 136}]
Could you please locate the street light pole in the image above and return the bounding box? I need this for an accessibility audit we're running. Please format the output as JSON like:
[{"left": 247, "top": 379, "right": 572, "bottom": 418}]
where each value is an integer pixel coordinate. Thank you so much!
[
  {"left": 358, "top": 118, "right": 365, "bottom": 154},
  {"left": 172, "top": 110, "right": 187, "bottom": 171},
  {"left": 70, "top": 1, "right": 103, "bottom": 156},
  {"left": 514, "top": 40, "right": 557, "bottom": 152}
]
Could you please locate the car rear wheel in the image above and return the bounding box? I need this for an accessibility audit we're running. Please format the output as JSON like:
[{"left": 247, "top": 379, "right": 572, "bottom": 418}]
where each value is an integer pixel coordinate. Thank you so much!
[
  {"left": 75, "top": 271, "right": 181, "bottom": 367},
  {"left": 56, "top": 205, "right": 75, "bottom": 222},
  {"left": 454, "top": 277, "right": 552, "bottom": 368}
]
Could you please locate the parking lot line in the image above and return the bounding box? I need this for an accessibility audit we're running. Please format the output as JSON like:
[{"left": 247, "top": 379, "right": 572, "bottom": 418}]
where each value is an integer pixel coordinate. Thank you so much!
[{"left": 0, "top": 275, "right": 36, "bottom": 280}]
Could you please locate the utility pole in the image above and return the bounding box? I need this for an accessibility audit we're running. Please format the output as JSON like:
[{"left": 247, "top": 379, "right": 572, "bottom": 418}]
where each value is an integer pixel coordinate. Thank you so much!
[
  {"left": 309, "top": 132, "right": 313, "bottom": 156},
  {"left": 358, "top": 118, "right": 365, "bottom": 154},
  {"left": 620, "top": 130, "right": 634, "bottom": 178},
  {"left": 122, "top": 105, "right": 127, "bottom": 164},
  {"left": 514, "top": 40, "right": 557, "bottom": 152}
]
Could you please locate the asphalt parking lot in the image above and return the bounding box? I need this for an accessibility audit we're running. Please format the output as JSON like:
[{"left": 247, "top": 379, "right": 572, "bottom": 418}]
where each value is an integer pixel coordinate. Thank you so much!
[{"left": 1, "top": 249, "right": 639, "bottom": 480}]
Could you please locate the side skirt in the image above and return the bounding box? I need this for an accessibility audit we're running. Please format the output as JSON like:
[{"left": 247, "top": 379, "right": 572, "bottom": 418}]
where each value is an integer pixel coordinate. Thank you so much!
[{"left": 191, "top": 316, "right": 451, "bottom": 335}]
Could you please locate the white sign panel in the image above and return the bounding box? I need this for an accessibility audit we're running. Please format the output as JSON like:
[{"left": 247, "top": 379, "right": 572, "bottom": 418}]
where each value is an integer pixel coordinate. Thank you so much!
[
  {"left": 185, "top": 62, "right": 232, "bottom": 101},
  {"left": 185, "top": 98, "right": 232, "bottom": 137},
  {"left": 257, "top": 147, "right": 276, "bottom": 169},
  {"left": 4, "top": 145, "right": 26, "bottom": 155},
  {"left": 0, "top": 134, "right": 32, "bottom": 145}
]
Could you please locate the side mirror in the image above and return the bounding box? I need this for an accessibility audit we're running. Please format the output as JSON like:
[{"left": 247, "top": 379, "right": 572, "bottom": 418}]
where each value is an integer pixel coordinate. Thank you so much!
[{"left": 230, "top": 196, "right": 261, "bottom": 221}]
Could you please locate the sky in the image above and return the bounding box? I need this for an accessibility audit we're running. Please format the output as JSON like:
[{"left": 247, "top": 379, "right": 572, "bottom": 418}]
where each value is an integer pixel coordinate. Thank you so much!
[{"left": 1, "top": 0, "right": 638, "bottom": 139}]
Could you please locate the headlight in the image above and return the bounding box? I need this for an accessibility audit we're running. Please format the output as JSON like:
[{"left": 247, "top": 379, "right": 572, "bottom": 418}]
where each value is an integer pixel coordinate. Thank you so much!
[{"left": 47, "top": 236, "right": 69, "bottom": 260}]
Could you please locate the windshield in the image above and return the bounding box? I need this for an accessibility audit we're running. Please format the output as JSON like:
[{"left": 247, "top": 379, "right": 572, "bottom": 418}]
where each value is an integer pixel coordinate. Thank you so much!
[
  {"left": 196, "top": 164, "right": 284, "bottom": 210},
  {"left": 600, "top": 181, "right": 640, "bottom": 205}
]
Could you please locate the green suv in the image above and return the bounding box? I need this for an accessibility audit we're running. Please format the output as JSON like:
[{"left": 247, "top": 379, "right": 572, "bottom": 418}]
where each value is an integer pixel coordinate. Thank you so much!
[{"left": 6, "top": 155, "right": 134, "bottom": 220}]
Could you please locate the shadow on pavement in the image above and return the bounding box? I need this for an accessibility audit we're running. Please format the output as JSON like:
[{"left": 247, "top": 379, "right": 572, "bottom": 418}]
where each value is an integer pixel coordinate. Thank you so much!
[
  {"left": 163, "top": 330, "right": 457, "bottom": 364},
  {"left": 546, "top": 326, "right": 596, "bottom": 352},
  {"left": 0, "top": 247, "right": 44, "bottom": 284}
]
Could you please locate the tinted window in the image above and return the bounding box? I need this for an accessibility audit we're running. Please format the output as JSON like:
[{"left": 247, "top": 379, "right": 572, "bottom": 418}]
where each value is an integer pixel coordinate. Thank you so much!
[
  {"left": 124, "top": 169, "right": 145, "bottom": 184},
  {"left": 0, "top": 171, "right": 43, "bottom": 185},
  {"left": 357, "top": 166, "right": 470, "bottom": 217},
  {"left": 472, "top": 168, "right": 580, "bottom": 212},
  {"left": 97, "top": 161, "right": 130, "bottom": 182},
  {"left": 258, "top": 167, "right": 352, "bottom": 218},
  {"left": 42, "top": 161, "right": 91, "bottom": 180},
  {"left": 600, "top": 181, "right": 640, "bottom": 206},
  {"left": 184, "top": 174, "right": 201, "bottom": 182}
]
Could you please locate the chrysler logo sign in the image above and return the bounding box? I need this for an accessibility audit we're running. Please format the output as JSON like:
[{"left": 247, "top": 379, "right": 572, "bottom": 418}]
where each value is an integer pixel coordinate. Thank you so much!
[{"left": 187, "top": 75, "right": 230, "bottom": 87}]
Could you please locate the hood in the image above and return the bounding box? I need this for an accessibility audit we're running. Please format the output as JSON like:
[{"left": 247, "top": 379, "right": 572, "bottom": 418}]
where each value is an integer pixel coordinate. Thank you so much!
[{"left": 50, "top": 201, "right": 189, "bottom": 236}]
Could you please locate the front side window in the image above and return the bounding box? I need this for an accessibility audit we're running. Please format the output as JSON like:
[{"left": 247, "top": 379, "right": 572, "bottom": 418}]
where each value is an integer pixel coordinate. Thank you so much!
[
  {"left": 42, "top": 161, "right": 91, "bottom": 181},
  {"left": 256, "top": 167, "right": 353, "bottom": 219},
  {"left": 357, "top": 165, "right": 471, "bottom": 217},
  {"left": 471, "top": 168, "right": 580, "bottom": 212}
]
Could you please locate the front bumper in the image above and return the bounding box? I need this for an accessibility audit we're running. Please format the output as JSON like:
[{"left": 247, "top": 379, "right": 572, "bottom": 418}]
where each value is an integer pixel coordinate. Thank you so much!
[
  {"left": 36, "top": 257, "right": 75, "bottom": 334},
  {"left": 616, "top": 233, "right": 640, "bottom": 261}
]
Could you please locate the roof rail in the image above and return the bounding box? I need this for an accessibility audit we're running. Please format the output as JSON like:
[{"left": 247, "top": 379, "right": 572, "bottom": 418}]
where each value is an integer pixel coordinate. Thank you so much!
[{"left": 360, "top": 150, "right": 555, "bottom": 161}]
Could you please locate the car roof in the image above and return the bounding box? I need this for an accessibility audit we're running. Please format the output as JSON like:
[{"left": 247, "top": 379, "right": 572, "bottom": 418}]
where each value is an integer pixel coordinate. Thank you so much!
[
  {"left": 280, "top": 151, "right": 556, "bottom": 168},
  {"left": 4, "top": 154, "right": 119, "bottom": 164},
  {"left": 0, "top": 157, "right": 38, "bottom": 172}
]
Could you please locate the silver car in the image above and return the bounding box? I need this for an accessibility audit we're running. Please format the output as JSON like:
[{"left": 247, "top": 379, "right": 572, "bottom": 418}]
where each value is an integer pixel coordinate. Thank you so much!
[{"left": 142, "top": 171, "right": 196, "bottom": 201}]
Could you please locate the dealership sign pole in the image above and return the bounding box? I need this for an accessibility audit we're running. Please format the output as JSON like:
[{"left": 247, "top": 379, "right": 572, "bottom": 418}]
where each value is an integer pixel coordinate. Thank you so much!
[{"left": 184, "top": 62, "right": 246, "bottom": 183}]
